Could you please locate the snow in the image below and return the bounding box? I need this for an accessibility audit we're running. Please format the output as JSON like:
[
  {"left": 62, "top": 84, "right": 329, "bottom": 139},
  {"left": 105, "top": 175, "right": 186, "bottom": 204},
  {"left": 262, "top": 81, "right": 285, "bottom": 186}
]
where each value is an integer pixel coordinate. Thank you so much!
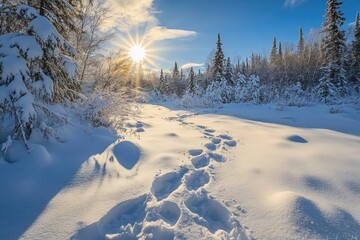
[
  {"left": 0, "top": 103, "right": 360, "bottom": 239},
  {"left": 28, "top": 16, "right": 64, "bottom": 46}
]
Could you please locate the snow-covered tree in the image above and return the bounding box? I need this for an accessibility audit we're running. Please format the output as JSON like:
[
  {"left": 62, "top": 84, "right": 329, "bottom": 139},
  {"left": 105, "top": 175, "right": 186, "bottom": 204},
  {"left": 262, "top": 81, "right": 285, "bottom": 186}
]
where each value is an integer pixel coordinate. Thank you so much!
[
  {"left": 159, "top": 69, "right": 169, "bottom": 94},
  {"left": 319, "top": 0, "right": 347, "bottom": 100},
  {"left": 211, "top": 33, "right": 225, "bottom": 82},
  {"left": 225, "top": 57, "right": 234, "bottom": 85},
  {"left": 0, "top": 3, "right": 78, "bottom": 148},
  {"left": 187, "top": 67, "right": 195, "bottom": 95},
  {"left": 298, "top": 26, "right": 305, "bottom": 54},
  {"left": 270, "top": 37, "right": 277, "bottom": 67},
  {"left": 350, "top": 12, "right": 360, "bottom": 91}
]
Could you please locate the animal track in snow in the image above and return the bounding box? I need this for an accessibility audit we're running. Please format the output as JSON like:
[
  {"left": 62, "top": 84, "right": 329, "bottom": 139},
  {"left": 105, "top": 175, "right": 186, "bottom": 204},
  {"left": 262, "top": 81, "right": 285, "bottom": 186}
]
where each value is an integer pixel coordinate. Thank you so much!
[
  {"left": 224, "top": 140, "right": 237, "bottom": 147},
  {"left": 185, "top": 170, "right": 210, "bottom": 191},
  {"left": 204, "top": 129, "right": 216, "bottom": 133},
  {"left": 212, "top": 138, "right": 222, "bottom": 144},
  {"left": 205, "top": 143, "right": 217, "bottom": 151},
  {"left": 148, "top": 201, "right": 181, "bottom": 226},
  {"left": 98, "top": 194, "right": 149, "bottom": 238},
  {"left": 218, "top": 134, "right": 233, "bottom": 140},
  {"left": 151, "top": 167, "right": 188, "bottom": 201},
  {"left": 191, "top": 154, "right": 210, "bottom": 169},
  {"left": 185, "top": 190, "right": 233, "bottom": 234},
  {"left": 208, "top": 152, "right": 225, "bottom": 163},
  {"left": 188, "top": 149, "right": 203, "bottom": 156}
]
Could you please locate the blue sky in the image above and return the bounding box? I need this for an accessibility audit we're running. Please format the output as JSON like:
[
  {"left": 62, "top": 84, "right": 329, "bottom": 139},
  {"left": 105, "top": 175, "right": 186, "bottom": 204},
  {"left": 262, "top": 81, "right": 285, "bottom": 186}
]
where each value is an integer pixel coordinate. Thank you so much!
[{"left": 106, "top": 0, "right": 359, "bottom": 72}]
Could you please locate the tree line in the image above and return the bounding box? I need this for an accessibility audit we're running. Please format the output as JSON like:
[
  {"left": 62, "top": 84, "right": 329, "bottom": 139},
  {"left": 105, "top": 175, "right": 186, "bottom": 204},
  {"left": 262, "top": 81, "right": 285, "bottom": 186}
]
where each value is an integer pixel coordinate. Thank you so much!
[{"left": 157, "top": 0, "right": 360, "bottom": 105}]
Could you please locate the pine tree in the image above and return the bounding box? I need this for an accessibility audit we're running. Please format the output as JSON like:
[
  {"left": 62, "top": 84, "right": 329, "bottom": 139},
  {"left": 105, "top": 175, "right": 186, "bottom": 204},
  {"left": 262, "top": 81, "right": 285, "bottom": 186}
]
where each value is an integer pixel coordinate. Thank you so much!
[
  {"left": 270, "top": 37, "right": 277, "bottom": 66},
  {"left": 172, "top": 62, "right": 180, "bottom": 80},
  {"left": 225, "top": 57, "right": 234, "bottom": 85},
  {"left": 159, "top": 69, "right": 169, "bottom": 94},
  {"left": 351, "top": 12, "right": 360, "bottom": 91},
  {"left": 319, "top": 0, "right": 347, "bottom": 99},
  {"left": 298, "top": 26, "right": 305, "bottom": 54},
  {"left": 278, "top": 42, "right": 284, "bottom": 68},
  {"left": 212, "top": 33, "right": 225, "bottom": 81},
  {"left": 188, "top": 67, "right": 195, "bottom": 94}
]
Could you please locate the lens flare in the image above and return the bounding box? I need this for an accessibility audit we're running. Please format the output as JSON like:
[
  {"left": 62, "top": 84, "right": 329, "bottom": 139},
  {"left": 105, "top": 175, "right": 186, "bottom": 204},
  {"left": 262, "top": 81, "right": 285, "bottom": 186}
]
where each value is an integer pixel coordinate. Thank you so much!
[{"left": 129, "top": 44, "right": 145, "bottom": 62}]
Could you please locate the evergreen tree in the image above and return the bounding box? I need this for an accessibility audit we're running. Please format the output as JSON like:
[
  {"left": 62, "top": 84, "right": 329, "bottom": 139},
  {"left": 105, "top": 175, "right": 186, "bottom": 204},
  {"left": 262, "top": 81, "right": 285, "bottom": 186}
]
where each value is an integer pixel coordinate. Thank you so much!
[
  {"left": 159, "top": 69, "right": 169, "bottom": 94},
  {"left": 319, "top": 0, "right": 346, "bottom": 99},
  {"left": 270, "top": 37, "right": 277, "bottom": 66},
  {"left": 172, "top": 62, "right": 180, "bottom": 80},
  {"left": 225, "top": 57, "right": 234, "bottom": 85},
  {"left": 212, "top": 33, "right": 225, "bottom": 81},
  {"left": 278, "top": 42, "right": 284, "bottom": 68},
  {"left": 298, "top": 26, "right": 305, "bottom": 54},
  {"left": 0, "top": 3, "right": 78, "bottom": 147},
  {"left": 188, "top": 67, "right": 195, "bottom": 94},
  {"left": 351, "top": 12, "right": 360, "bottom": 91}
]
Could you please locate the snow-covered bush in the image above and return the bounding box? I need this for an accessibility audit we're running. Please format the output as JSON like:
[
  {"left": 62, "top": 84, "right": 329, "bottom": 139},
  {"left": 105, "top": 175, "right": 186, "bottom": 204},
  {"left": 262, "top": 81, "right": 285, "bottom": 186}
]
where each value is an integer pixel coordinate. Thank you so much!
[{"left": 234, "top": 75, "right": 261, "bottom": 103}]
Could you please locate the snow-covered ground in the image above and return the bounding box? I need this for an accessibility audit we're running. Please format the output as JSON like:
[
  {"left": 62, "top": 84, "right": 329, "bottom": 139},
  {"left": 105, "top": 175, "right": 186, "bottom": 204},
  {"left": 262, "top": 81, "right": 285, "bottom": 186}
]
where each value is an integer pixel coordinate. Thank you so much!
[{"left": 1, "top": 103, "right": 360, "bottom": 240}]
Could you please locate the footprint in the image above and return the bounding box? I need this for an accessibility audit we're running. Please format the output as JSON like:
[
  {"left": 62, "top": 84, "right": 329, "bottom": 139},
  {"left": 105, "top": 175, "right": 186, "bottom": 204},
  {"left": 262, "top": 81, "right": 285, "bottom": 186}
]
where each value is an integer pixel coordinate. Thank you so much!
[
  {"left": 135, "top": 127, "right": 145, "bottom": 133},
  {"left": 204, "top": 129, "right": 215, "bottom": 133},
  {"left": 98, "top": 194, "right": 149, "bottom": 237},
  {"left": 188, "top": 149, "right": 203, "bottom": 157},
  {"left": 205, "top": 143, "right": 217, "bottom": 151},
  {"left": 208, "top": 153, "right": 225, "bottom": 162},
  {"left": 151, "top": 167, "right": 188, "bottom": 201},
  {"left": 141, "top": 225, "right": 174, "bottom": 240},
  {"left": 212, "top": 138, "right": 221, "bottom": 144},
  {"left": 191, "top": 154, "right": 210, "bottom": 169},
  {"left": 148, "top": 201, "right": 181, "bottom": 226},
  {"left": 218, "top": 134, "right": 233, "bottom": 140},
  {"left": 185, "top": 191, "right": 232, "bottom": 234},
  {"left": 185, "top": 170, "right": 210, "bottom": 191},
  {"left": 224, "top": 140, "right": 237, "bottom": 147}
]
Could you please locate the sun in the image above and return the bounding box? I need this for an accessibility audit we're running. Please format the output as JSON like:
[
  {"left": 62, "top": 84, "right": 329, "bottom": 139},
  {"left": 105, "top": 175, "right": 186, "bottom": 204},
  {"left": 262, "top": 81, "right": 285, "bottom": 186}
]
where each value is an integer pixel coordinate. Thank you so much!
[{"left": 129, "top": 44, "right": 145, "bottom": 63}]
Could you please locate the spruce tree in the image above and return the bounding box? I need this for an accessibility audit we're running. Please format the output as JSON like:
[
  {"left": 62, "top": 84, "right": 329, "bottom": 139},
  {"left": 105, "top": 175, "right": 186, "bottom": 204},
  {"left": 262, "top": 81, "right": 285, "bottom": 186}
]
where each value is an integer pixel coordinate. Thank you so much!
[
  {"left": 159, "top": 69, "right": 169, "bottom": 94},
  {"left": 278, "top": 42, "right": 284, "bottom": 67},
  {"left": 351, "top": 12, "right": 360, "bottom": 91},
  {"left": 212, "top": 33, "right": 225, "bottom": 81},
  {"left": 225, "top": 57, "right": 234, "bottom": 85},
  {"left": 188, "top": 67, "right": 195, "bottom": 94},
  {"left": 298, "top": 26, "right": 305, "bottom": 54},
  {"left": 319, "top": 0, "right": 346, "bottom": 100},
  {"left": 270, "top": 37, "right": 277, "bottom": 67},
  {"left": 172, "top": 62, "right": 180, "bottom": 80}
]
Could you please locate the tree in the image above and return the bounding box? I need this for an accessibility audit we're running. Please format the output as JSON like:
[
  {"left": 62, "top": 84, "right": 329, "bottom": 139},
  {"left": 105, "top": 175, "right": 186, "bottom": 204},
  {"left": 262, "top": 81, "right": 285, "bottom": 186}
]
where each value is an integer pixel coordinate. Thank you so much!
[
  {"left": 225, "top": 57, "right": 234, "bottom": 85},
  {"left": 159, "top": 69, "right": 169, "bottom": 94},
  {"left": 270, "top": 37, "right": 277, "bottom": 67},
  {"left": 212, "top": 33, "right": 225, "bottom": 81},
  {"left": 298, "top": 26, "right": 305, "bottom": 54},
  {"left": 172, "top": 62, "right": 180, "bottom": 80},
  {"left": 188, "top": 67, "right": 195, "bottom": 94},
  {"left": 351, "top": 12, "right": 360, "bottom": 91},
  {"left": 0, "top": 3, "right": 78, "bottom": 148},
  {"left": 319, "top": 0, "right": 346, "bottom": 99}
]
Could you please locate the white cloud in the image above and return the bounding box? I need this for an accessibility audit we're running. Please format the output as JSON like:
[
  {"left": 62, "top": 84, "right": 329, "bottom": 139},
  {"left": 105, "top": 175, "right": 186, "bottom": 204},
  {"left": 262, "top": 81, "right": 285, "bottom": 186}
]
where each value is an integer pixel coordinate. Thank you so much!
[
  {"left": 102, "top": 0, "right": 157, "bottom": 31},
  {"left": 144, "top": 26, "right": 197, "bottom": 42},
  {"left": 284, "top": 0, "right": 306, "bottom": 8},
  {"left": 181, "top": 63, "right": 204, "bottom": 69},
  {"left": 102, "top": 0, "right": 196, "bottom": 42}
]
